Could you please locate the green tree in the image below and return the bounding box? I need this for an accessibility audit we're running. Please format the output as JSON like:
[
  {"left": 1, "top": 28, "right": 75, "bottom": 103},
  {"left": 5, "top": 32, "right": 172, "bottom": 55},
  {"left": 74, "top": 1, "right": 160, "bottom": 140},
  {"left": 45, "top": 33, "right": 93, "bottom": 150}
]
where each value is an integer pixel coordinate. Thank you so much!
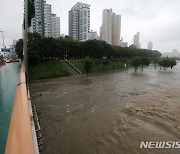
[
  {"left": 41, "top": 37, "right": 58, "bottom": 59},
  {"left": 84, "top": 57, "right": 93, "bottom": 77},
  {"left": 28, "top": 32, "right": 42, "bottom": 65},
  {"left": 158, "top": 58, "right": 177, "bottom": 70},
  {"left": 15, "top": 39, "right": 23, "bottom": 60},
  {"left": 131, "top": 56, "right": 142, "bottom": 72},
  {"left": 169, "top": 59, "right": 177, "bottom": 69},
  {"left": 14, "top": 32, "right": 162, "bottom": 66},
  {"left": 81, "top": 40, "right": 104, "bottom": 58},
  {"left": 141, "top": 57, "right": 150, "bottom": 71}
]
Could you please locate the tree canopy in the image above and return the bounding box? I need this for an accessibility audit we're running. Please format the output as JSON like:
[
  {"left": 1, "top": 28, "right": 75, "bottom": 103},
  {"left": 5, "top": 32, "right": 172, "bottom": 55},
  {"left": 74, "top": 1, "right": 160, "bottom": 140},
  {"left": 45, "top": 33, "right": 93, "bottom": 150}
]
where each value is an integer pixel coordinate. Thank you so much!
[
  {"left": 15, "top": 32, "right": 162, "bottom": 66},
  {"left": 158, "top": 58, "right": 177, "bottom": 69},
  {"left": 83, "top": 56, "right": 93, "bottom": 77},
  {"left": 131, "top": 56, "right": 143, "bottom": 72}
]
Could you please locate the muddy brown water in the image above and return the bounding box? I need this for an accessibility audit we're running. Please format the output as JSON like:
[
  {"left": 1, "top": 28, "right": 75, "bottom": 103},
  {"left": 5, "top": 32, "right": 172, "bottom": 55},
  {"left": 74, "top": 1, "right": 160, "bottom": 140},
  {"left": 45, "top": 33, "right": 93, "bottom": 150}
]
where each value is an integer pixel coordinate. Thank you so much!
[{"left": 30, "top": 63, "right": 180, "bottom": 154}]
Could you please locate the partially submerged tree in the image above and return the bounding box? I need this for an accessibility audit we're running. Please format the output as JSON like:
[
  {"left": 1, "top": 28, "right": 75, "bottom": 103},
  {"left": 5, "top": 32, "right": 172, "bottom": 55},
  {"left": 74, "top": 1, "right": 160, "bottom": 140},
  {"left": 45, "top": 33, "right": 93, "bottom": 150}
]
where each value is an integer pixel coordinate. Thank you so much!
[
  {"left": 158, "top": 58, "right": 177, "bottom": 70},
  {"left": 84, "top": 57, "right": 93, "bottom": 77},
  {"left": 141, "top": 57, "right": 150, "bottom": 71},
  {"left": 153, "top": 58, "right": 158, "bottom": 69},
  {"left": 131, "top": 56, "right": 142, "bottom": 72},
  {"left": 169, "top": 59, "right": 177, "bottom": 69}
]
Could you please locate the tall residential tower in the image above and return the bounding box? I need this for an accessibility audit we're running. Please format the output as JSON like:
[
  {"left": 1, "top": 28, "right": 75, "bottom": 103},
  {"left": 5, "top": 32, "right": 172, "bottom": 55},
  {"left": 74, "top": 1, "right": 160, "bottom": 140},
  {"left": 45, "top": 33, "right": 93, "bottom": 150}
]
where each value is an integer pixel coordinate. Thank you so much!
[
  {"left": 30, "top": 0, "right": 46, "bottom": 37},
  {"left": 30, "top": 0, "right": 60, "bottom": 38},
  {"left": 133, "top": 32, "right": 140, "bottom": 48},
  {"left": 69, "top": 2, "right": 90, "bottom": 41},
  {"left": 148, "top": 42, "right": 153, "bottom": 50},
  {"left": 88, "top": 30, "right": 98, "bottom": 40},
  {"left": 44, "top": 4, "right": 52, "bottom": 38},
  {"left": 51, "top": 14, "right": 60, "bottom": 38},
  {"left": 100, "top": 9, "right": 121, "bottom": 46}
]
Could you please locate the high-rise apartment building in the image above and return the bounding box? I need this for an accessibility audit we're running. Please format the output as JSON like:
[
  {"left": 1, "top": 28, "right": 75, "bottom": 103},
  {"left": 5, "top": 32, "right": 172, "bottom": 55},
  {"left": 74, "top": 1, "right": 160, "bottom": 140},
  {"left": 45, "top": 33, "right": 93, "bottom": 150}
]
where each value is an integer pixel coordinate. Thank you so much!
[
  {"left": 51, "top": 14, "right": 60, "bottom": 38},
  {"left": 45, "top": 4, "right": 52, "bottom": 38},
  {"left": 101, "top": 9, "right": 113, "bottom": 44},
  {"left": 148, "top": 41, "right": 153, "bottom": 50},
  {"left": 69, "top": 2, "right": 90, "bottom": 41},
  {"left": 88, "top": 30, "right": 98, "bottom": 40},
  {"left": 100, "top": 9, "right": 121, "bottom": 46},
  {"left": 119, "top": 37, "right": 128, "bottom": 47},
  {"left": 30, "top": 0, "right": 46, "bottom": 38},
  {"left": 30, "top": 1, "right": 60, "bottom": 38},
  {"left": 172, "top": 49, "right": 179, "bottom": 57},
  {"left": 112, "top": 13, "right": 121, "bottom": 45},
  {"left": 133, "top": 32, "right": 140, "bottom": 48}
]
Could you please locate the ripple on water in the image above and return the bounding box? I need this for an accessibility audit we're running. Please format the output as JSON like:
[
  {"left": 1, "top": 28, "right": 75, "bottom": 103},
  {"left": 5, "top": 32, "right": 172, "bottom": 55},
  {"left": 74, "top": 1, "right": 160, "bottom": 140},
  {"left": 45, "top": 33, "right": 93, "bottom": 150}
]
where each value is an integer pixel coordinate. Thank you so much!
[{"left": 30, "top": 63, "right": 180, "bottom": 154}]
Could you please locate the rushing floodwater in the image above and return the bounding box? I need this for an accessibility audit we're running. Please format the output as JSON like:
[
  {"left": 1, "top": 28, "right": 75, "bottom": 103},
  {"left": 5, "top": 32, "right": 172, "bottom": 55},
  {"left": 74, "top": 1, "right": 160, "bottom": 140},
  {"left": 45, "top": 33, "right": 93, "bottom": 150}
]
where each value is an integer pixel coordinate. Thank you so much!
[
  {"left": 30, "top": 62, "right": 180, "bottom": 154},
  {"left": 0, "top": 63, "right": 21, "bottom": 154}
]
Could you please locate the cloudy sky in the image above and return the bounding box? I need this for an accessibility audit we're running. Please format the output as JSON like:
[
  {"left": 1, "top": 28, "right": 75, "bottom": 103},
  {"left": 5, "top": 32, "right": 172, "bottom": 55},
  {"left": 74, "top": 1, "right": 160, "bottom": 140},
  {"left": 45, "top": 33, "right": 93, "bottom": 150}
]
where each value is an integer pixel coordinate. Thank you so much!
[{"left": 0, "top": 0, "right": 180, "bottom": 53}]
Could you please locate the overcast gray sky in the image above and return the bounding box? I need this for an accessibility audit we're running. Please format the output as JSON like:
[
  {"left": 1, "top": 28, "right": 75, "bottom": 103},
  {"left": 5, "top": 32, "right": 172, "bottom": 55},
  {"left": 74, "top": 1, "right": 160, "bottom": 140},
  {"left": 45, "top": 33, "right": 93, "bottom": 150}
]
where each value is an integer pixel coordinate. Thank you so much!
[{"left": 0, "top": 0, "right": 180, "bottom": 53}]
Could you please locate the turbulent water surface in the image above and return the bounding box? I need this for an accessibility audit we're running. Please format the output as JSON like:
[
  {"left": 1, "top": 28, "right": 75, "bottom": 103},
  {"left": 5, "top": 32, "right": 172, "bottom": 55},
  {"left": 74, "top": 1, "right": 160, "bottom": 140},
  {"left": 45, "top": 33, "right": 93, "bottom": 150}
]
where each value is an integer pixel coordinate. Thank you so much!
[
  {"left": 0, "top": 63, "right": 21, "bottom": 154},
  {"left": 30, "top": 63, "right": 180, "bottom": 154}
]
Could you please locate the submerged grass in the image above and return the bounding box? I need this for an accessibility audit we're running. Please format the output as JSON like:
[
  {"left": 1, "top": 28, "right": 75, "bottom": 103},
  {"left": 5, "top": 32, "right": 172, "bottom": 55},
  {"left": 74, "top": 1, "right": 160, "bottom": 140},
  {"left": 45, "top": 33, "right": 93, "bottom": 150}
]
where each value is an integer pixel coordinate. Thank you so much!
[
  {"left": 69, "top": 59, "right": 130, "bottom": 74},
  {"left": 29, "top": 59, "right": 131, "bottom": 80}
]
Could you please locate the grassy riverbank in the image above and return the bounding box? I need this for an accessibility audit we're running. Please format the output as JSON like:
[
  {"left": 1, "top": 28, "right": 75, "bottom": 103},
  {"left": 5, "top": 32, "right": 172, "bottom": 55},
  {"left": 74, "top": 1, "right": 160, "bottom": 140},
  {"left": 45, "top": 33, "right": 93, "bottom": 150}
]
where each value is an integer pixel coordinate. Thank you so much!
[
  {"left": 29, "top": 60, "right": 72, "bottom": 80},
  {"left": 69, "top": 59, "right": 131, "bottom": 73},
  {"left": 29, "top": 59, "right": 131, "bottom": 80}
]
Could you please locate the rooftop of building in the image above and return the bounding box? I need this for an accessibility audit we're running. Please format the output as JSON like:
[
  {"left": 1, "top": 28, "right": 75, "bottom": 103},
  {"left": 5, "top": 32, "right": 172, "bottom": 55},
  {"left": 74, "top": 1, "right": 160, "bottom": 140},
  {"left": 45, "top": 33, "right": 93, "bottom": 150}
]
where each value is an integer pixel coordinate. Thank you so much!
[{"left": 71, "top": 2, "right": 90, "bottom": 10}]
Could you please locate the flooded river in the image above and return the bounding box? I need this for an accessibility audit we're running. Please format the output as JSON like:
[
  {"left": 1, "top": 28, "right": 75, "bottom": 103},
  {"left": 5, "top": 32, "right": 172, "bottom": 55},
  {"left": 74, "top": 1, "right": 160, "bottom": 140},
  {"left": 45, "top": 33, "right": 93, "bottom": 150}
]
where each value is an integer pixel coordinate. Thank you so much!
[{"left": 30, "top": 63, "right": 180, "bottom": 154}]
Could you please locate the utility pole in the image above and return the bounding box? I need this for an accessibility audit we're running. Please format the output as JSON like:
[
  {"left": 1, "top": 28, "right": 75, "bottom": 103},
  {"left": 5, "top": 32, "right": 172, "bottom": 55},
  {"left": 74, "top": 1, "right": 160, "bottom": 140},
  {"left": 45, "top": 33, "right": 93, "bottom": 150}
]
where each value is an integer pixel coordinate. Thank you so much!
[
  {"left": 24, "top": 0, "right": 28, "bottom": 75},
  {"left": 0, "top": 31, "right": 4, "bottom": 48}
]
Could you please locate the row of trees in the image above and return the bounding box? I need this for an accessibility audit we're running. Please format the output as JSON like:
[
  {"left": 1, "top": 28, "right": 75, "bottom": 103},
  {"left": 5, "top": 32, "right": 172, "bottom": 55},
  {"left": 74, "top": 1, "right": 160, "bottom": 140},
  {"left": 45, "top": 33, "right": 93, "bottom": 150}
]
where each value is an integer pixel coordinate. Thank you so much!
[
  {"left": 15, "top": 32, "right": 162, "bottom": 65},
  {"left": 82, "top": 56, "right": 177, "bottom": 77},
  {"left": 131, "top": 56, "right": 177, "bottom": 72},
  {"left": 131, "top": 57, "right": 150, "bottom": 72},
  {"left": 158, "top": 58, "right": 177, "bottom": 70}
]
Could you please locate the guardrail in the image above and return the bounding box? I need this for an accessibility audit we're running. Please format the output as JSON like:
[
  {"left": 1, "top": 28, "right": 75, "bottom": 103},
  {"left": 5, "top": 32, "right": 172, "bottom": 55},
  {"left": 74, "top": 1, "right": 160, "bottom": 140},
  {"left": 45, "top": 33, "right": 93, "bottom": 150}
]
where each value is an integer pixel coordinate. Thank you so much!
[
  {"left": 61, "top": 60, "right": 81, "bottom": 75},
  {"left": 5, "top": 64, "right": 39, "bottom": 154}
]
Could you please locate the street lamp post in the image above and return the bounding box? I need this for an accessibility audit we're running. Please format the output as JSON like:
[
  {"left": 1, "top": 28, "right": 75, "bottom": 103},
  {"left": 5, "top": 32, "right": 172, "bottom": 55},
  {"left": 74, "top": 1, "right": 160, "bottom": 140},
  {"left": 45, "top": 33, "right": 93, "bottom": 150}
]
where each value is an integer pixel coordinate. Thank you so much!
[
  {"left": 0, "top": 31, "right": 4, "bottom": 48},
  {"left": 65, "top": 50, "right": 69, "bottom": 61},
  {"left": 64, "top": 50, "right": 68, "bottom": 61}
]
